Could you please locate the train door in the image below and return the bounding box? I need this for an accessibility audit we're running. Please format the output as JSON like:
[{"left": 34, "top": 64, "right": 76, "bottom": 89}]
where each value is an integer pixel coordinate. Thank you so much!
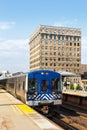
[{"left": 40, "top": 78, "right": 50, "bottom": 93}]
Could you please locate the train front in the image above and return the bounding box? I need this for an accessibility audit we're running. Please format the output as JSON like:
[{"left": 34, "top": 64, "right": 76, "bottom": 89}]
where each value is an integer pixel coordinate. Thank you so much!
[{"left": 26, "top": 70, "right": 62, "bottom": 113}]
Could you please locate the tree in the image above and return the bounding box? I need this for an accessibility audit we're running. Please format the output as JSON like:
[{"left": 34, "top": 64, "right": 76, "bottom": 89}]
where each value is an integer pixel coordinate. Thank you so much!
[
  {"left": 70, "top": 83, "right": 74, "bottom": 90},
  {"left": 76, "top": 84, "right": 82, "bottom": 90}
]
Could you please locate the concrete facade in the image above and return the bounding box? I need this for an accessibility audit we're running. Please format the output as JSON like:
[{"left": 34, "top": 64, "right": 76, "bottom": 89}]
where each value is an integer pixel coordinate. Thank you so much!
[
  {"left": 81, "top": 64, "right": 87, "bottom": 74},
  {"left": 29, "top": 25, "right": 81, "bottom": 75}
]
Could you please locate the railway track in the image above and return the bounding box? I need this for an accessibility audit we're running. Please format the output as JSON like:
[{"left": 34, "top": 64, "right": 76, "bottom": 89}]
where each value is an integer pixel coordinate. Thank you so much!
[
  {"left": 48, "top": 112, "right": 78, "bottom": 130},
  {"left": 50, "top": 104, "right": 87, "bottom": 130},
  {"left": 35, "top": 103, "right": 87, "bottom": 130},
  {"left": 62, "top": 102, "right": 87, "bottom": 117},
  {"left": 35, "top": 106, "right": 78, "bottom": 130}
]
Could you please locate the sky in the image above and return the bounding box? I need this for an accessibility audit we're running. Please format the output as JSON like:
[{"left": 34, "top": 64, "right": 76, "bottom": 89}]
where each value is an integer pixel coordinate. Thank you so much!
[{"left": 0, "top": 0, "right": 87, "bottom": 73}]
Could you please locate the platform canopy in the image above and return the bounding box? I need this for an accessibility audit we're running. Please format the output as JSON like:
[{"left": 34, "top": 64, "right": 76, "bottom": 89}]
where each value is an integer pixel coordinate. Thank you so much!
[{"left": 58, "top": 71, "right": 76, "bottom": 76}]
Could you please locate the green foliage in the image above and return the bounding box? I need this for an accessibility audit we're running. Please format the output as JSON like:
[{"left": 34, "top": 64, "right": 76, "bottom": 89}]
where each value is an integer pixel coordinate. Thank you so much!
[
  {"left": 76, "top": 84, "right": 82, "bottom": 90},
  {"left": 70, "top": 83, "right": 74, "bottom": 90}
]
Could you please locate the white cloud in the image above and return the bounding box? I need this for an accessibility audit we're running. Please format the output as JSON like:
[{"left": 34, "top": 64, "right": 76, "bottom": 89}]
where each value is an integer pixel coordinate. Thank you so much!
[
  {"left": 0, "top": 39, "right": 29, "bottom": 73},
  {"left": 0, "top": 22, "right": 16, "bottom": 30}
]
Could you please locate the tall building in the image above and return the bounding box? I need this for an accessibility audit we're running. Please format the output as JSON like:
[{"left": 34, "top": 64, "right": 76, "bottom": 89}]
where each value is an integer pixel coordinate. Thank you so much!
[{"left": 29, "top": 25, "right": 81, "bottom": 74}]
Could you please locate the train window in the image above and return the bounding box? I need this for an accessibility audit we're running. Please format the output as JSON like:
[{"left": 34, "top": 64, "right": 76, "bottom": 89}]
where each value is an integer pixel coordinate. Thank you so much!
[
  {"left": 28, "top": 78, "right": 37, "bottom": 94},
  {"left": 9, "top": 83, "right": 14, "bottom": 88},
  {"left": 52, "top": 78, "right": 61, "bottom": 92},
  {"left": 41, "top": 80, "right": 48, "bottom": 91},
  {"left": 23, "top": 81, "right": 25, "bottom": 90},
  {"left": 18, "top": 84, "right": 21, "bottom": 90}
]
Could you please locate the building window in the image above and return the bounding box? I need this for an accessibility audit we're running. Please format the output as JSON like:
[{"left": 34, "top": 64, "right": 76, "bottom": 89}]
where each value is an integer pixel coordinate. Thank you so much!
[
  {"left": 50, "top": 46, "right": 52, "bottom": 50},
  {"left": 42, "top": 40, "right": 45, "bottom": 44},
  {"left": 74, "top": 36, "right": 76, "bottom": 41},
  {"left": 70, "top": 48, "right": 72, "bottom": 51},
  {"left": 77, "top": 37, "right": 80, "bottom": 41},
  {"left": 66, "top": 36, "right": 68, "bottom": 41},
  {"left": 66, "top": 42, "right": 68, "bottom": 46},
  {"left": 46, "top": 34, "right": 49, "bottom": 39},
  {"left": 58, "top": 41, "right": 61, "bottom": 44},
  {"left": 42, "top": 63, "right": 44, "bottom": 66},
  {"left": 45, "top": 40, "right": 48, "bottom": 44},
  {"left": 45, "top": 52, "right": 48, "bottom": 55},
  {"left": 74, "top": 48, "right": 76, "bottom": 51},
  {"left": 77, "top": 59, "right": 80, "bottom": 62},
  {"left": 58, "top": 47, "right": 60, "bottom": 50},
  {"left": 42, "top": 52, "right": 44, "bottom": 55},
  {"left": 45, "top": 46, "right": 48, "bottom": 49},
  {"left": 45, "top": 57, "right": 48, "bottom": 61},
  {"left": 50, "top": 40, "right": 52, "bottom": 44},
  {"left": 58, "top": 35, "right": 60, "bottom": 40},
  {"left": 58, "top": 58, "right": 60, "bottom": 61},
  {"left": 54, "top": 41, "right": 56, "bottom": 44},
  {"left": 74, "top": 43, "right": 76, "bottom": 46},
  {"left": 42, "top": 46, "right": 44, "bottom": 49},
  {"left": 54, "top": 47, "right": 56, "bottom": 50},
  {"left": 62, "top": 41, "right": 64, "bottom": 45},
  {"left": 46, "top": 63, "right": 48, "bottom": 66},
  {"left": 77, "top": 53, "right": 79, "bottom": 56},
  {"left": 70, "top": 36, "right": 72, "bottom": 41},
  {"left": 50, "top": 63, "right": 52, "bottom": 66},
  {"left": 58, "top": 52, "right": 60, "bottom": 55},
  {"left": 66, "top": 58, "right": 68, "bottom": 61},
  {"left": 54, "top": 52, "right": 56, "bottom": 55},
  {"left": 50, "top": 58, "right": 52, "bottom": 61},
  {"left": 62, "top": 52, "right": 64, "bottom": 56},
  {"left": 62, "top": 36, "right": 64, "bottom": 40},
  {"left": 77, "top": 43, "right": 80, "bottom": 46},
  {"left": 54, "top": 35, "right": 56, "bottom": 39},
  {"left": 70, "top": 42, "right": 72, "bottom": 46},
  {"left": 41, "top": 34, "right": 44, "bottom": 39},
  {"left": 70, "top": 53, "right": 72, "bottom": 56},
  {"left": 50, "top": 34, "right": 52, "bottom": 39},
  {"left": 42, "top": 57, "right": 44, "bottom": 61}
]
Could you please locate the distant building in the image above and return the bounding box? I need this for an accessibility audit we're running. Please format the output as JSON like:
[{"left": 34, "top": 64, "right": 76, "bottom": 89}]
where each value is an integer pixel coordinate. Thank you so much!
[
  {"left": 81, "top": 72, "right": 87, "bottom": 90},
  {"left": 0, "top": 70, "right": 11, "bottom": 79},
  {"left": 81, "top": 64, "right": 87, "bottom": 74},
  {"left": 29, "top": 25, "right": 81, "bottom": 75}
]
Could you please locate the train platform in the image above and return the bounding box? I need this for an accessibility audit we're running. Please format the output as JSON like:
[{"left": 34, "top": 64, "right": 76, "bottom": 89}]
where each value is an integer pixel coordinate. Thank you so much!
[
  {"left": 0, "top": 89, "right": 63, "bottom": 130},
  {"left": 63, "top": 90, "right": 87, "bottom": 97}
]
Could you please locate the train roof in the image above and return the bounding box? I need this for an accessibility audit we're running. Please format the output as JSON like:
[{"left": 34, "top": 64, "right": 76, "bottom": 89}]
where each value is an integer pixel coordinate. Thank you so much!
[
  {"left": 0, "top": 70, "right": 61, "bottom": 81},
  {"left": 28, "top": 70, "right": 61, "bottom": 79}
]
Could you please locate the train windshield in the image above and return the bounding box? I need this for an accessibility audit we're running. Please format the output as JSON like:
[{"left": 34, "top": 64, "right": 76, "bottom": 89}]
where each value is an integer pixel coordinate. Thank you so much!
[
  {"left": 28, "top": 78, "right": 38, "bottom": 94},
  {"left": 41, "top": 80, "right": 49, "bottom": 91},
  {"left": 52, "top": 78, "right": 61, "bottom": 92}
]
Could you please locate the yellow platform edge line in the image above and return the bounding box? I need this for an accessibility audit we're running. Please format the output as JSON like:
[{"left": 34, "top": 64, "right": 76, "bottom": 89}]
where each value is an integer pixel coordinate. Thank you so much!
[
  {"left": 17, "top": 104, "right": 36, "bottom": 114},
  {"left": 11, "top": 105, "right": 23, "bottom": 115}
]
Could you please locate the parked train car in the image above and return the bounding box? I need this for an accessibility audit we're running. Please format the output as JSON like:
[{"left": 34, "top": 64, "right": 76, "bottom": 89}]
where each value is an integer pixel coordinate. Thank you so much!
[{"left": 3, "top": 70, "right": 62, "bottom": 112}]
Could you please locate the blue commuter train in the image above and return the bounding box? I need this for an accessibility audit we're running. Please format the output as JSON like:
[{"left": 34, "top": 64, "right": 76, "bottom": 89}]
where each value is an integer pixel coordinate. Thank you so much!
[{"left": 2, "top": 70, "right": 62, "bottom": 112}]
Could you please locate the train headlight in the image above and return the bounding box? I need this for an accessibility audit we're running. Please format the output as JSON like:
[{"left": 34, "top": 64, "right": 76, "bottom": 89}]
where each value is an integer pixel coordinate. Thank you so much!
[
  {"left": 28, "top": 96, "right": 32, "bottom": 100},
  {"left": 35, "top": 91, "right": 37, "bottom": 95},
  {"left": 52, "top": 92, "right": 57, "bottom": 96},
  {"left": 33, "top": 94, "right": 37, "bottom": 98},
  {"left": 52, "top": 92, "right": 55, "bottom": 95}
]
